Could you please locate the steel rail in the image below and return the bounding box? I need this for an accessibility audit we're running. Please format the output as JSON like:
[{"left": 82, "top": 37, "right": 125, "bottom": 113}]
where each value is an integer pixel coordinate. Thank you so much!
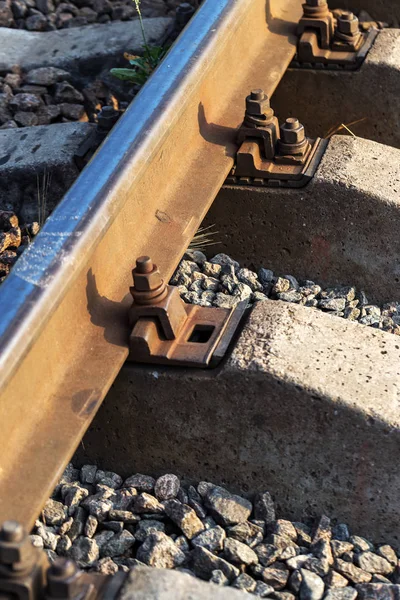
[{"left": 0, "top": 0, "right": 303, "bottom": 528}]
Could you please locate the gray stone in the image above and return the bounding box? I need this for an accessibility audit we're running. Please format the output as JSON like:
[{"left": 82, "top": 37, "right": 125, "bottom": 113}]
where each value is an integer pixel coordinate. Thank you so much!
[
  {"left": 312, "top": 517, "right": 332, "bottom": 544},
  {"left": 273, "top": 277, "right": 290, "bottom": 294},
  {"left": 237, "top": 267, "right": 262, "bottom": 292},
  {"left": 192, "top": 526, "right": 226, "bottom": 553},
  {"left": 227, "top": 521, "right": 263, "bottom": 548},
  {"left": 174, "top": 535, "right": 190, "bottom": 554},
  {"left": 136, "top": 532, "right": 185, "bottom": 569},
  {"left": 278, "top": 290, "right": 302, "bottom": 303},
  {"left": 213, "top": 293, "right": 241, "bottom": 309},
  {"left": 377, "top": 546, "right": 397, "bottom": 566},
  {"left": 210, "top": 253, "right": 239, "bottom": 270},
  {"left": 325, "top": 570, "right": 349, "bottom": 588},
  {"left": 59, "top": 103, "right": 85, "bottom": 120},
  {"left": 335, "top": 559, "right": 372, "bottom": 584},
  {"left": 135, "top": 519, "right": 165, "bottom": 543},
  {"left": 331, "top": 541, "right": 354, "bottom": 559},
  {"left": 324, "top": 589, "right": 357, "bottom": 600},
  {"left": 254, "top": 492, "right": 276, "bottom": 524},
  {"left": 56, "top": 535, "right": 72, "bottom": 556},
  {"left": 60, "top": 463, "right": 80, "bottom": 485},
  {"left": 30, "top": 534, "right": 44, "bottom": 548},
  {"left": 9, "top": 92, "right": 42, "bottom": 112},
  {"left": 93, "top": 530, "right": 114, "bottom": 552},
  {"left": 272, "top": 593, "right": 296, "bottom": 600},
  {"left": 255, "top": 543, "right": 282, "bottom": 567},
  {"left": 233, "top": 282, "right": 252, "bottom": 301},
  {"left": 350, "top": 537, "right": 374, "bottom": 553},
  {"left": 25, "top": 13, "right": 47, "bottom": 30},
  {"left": 111, "top": 488, "right": 137, "bottom": 511},
  {"left": 371, "top": 576, "right": 392, "bottom": 584},
  {"left": 299, "top": 568, "right": 325, "bottom": 600},
  {"left": 210, "top": 570, "right": 228, "bottom": 586},
  {"left": 273, "top": 520, "right": 298, "bottom": 541},
  {"left": 154, "top": 474, "right": 180, "bottom": 501},
  {"left": 82, "top": 494, "right": 112, "bottom": 521},
  {"left": 204, "top": 485, "right": 252, "bottom": 527},
  {"left": 287, "top": 555, "right": 312, "bottom": 571},
  {"left": 80, "top": 465, "right": 97, "bottom": 484},
  {"left": 54, "top": 81, "right": 84, "bottom": 104},
  {"left": 254, "top": 581, "right": 275, "bottom": 597},
  {"left": 42, "top": 499, "right": 67, "bottom": 526},
  {"left": 84, "top": 515, "right": 98, "bottom": 538},
  {"left": 319, "top": 298, "right": 346, "bottom": 312},
  {"left": 355, "top": 552, "right": 393, "bottom": 575},
  {"left": 312, "top": 539, "right": 334, "bottom": 565},
  {"left": 288, "top": 570, "right": 303, "bottom": 594},
  {"left": 163, "top": 499, "right": 204, "bottom": 539},
  {"left": 123, "top": 474, "right": 155, "bottom": 491},
  {"left": 258, "top": 562, "right": 290, "bottom": 589},
  {"left": 293, "top": 523, "right": 312, "bottom": 547},
  {"left": 25, "top": 67, "right": 71, "bottom": 86},
  {"left": 202, "top": 261, "right": 221, "bottom": 278},
  {"left": 67, "top": 507, "right": 86, "bottom": 541},
  {"left": 356, "top": 584, "right": 400, "bottom": 600},
  {"left": 36, "top": 524, "right": 59, "bottom": 551},
  {"left": 233, "top": 573, "right": 257, "bottom": 592},
  {"left": 61, "top": 484, "right": 89, "bottom": 514},
  {"left": 69, "top": 536, "right": 99, "bottom": 567},
  {"left": 133, "top": 493, "right": 164, "bottom": 514},
  {"left": 191, "top": 546, "right": 240, "bottom": 581},
  {"left": 223, "top": 537, "right": 258, "bottom": 565},
  {"left": 102, "top": 530, "right": 135, "bottom": 557},
  {"left": 95, "top": 557, "right": 119, "bottom": 575},
  {"left": 102, "top": 521, "right": 123, "bottom": 533},
  {"left": 14, "top": 111, "right": 38, "bottom": 127},
  {"left": 108, "top": 509, "right": 139, "bottom": 523}
]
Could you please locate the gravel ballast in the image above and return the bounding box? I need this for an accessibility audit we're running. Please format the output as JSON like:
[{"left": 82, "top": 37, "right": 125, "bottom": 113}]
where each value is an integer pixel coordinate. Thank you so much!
[
  {"left": 0, "top": 0, "right": 194, "bottom": 31},
  {"left": 33, "top": 463, "right": 400, "bottom": 599},
  {"left": 171, "top": 251, "right": 400, "bottom": 336}
]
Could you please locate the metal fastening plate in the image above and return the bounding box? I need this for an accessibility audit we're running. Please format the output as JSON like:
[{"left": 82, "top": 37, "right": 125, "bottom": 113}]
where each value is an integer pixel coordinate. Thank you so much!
[
  {"left": 292, "top": 27, "right": 378, "bottom": 70},
  {"left": 129, "top": 297, "right": 248, "bottom": 368},
  {"left": 226, "top": 138, "right": 328, "bottom": 189}
]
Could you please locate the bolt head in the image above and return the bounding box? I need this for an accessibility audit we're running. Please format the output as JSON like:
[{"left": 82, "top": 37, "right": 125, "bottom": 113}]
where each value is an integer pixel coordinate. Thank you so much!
[
  {"left": 177, "top": 2, "right": 194, "bottom": 14},
  {"left": 133, "top": 262, "right": 163, "bottom": 292},
  {"left": 337, "top": 12, "right": 359, "bottom": 34},
  {"left": 47, "top": 558, "right": 82, "bottom": 600},
  {"left": 245, "top": 89, "right": 272, "bottom": 117},
  {"left": 0, "top": 522, "right": 33, "bottom": 566},
  {"left": 305, "top": 0, "right": 327, "bottom": 7},
  {"left": 280, "top": 118, "right": 306, "bottom": 144}
]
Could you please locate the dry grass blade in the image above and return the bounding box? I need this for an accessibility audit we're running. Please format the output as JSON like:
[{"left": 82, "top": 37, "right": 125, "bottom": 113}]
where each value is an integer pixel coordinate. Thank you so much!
[
  {"left": 37, "top": 170, "right": 52, "bottom": 227},
  {"left": 325, "top": 117, "right": 367, "bottom": 139},
  {"left": 188, "top": 224, "right": 220, "bottom": 252}
]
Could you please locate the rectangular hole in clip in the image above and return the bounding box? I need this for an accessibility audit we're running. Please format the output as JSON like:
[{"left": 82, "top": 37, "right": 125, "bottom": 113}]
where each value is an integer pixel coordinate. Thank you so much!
[{"left": 187, "top": 324, "right": 215, "bottom": 344}]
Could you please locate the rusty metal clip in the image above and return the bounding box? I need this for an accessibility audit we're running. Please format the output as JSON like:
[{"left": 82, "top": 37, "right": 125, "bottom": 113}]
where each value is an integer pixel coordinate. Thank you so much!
[
  {"left": 128, "top": 256, "right": 247, "bottom": 368},
  {"left": 293, "top": 0, "right": 378, "bottom": 70},
  {"left": 226, "top": 90, "right": 327, "bottom": 188},
  {"left": 0, "top": 521, "right": 127, "bottom": 600}
]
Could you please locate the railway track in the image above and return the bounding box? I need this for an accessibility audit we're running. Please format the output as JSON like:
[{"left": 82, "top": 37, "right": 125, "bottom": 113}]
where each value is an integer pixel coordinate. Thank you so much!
[{"left": 0, "top": 0, "right": 400, "bottom": 597}]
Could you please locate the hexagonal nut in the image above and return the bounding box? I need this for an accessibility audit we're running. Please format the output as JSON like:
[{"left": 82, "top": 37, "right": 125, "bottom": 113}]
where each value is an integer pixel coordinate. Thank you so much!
[
  {"left": 337, "top": 13, "right": 359, "bottom": 35},
  {"left": 133, "top": 267, "right": 163, "bottom": 292},
  {"left": 0, "top": 535, "right": 35, "bottom": 565},
  {"left": 280, "top": 121, "right": 306, "bottom": 144},
  {"left": 47, "top": 568, "right": 83, "bottom": 599},
  {"left": 246, "top": 93, "right": 271, "bottom": 117}
]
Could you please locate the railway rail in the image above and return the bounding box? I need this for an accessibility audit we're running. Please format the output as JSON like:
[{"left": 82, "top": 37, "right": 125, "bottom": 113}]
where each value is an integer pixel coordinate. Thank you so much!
[{"left": 0, "top": 0, "right": 399, "bottom": 597}]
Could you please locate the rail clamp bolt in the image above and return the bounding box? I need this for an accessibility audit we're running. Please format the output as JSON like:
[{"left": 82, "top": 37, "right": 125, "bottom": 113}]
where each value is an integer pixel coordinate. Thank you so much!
[
  {"left": 0, "top": 521, "right": 34, "bottom": 567},
  {"left": 245, "top": 89, "right": 274, "bottom": 118},
  {"left": 131, "top": 256, "right": 168, "bottom": 304},
  {"left": 97, "top": 106, "right": 120, "bottom": 132},
  {"left": 46, "top": 558, "right": 84, "bottom": 600},
  {"left": 280, "top": 118, "right": 306, "bottom": 145},
  {"left": 176, "top": 2, "right": 195, "bottom": 27},
  {"left": 337, "top": 11, "right": 360, "bottom": 35}
]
